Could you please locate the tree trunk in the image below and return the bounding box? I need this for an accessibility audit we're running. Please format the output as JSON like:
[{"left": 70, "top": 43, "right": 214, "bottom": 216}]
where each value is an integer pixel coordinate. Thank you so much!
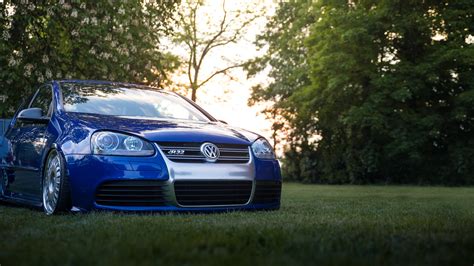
[{"left": 191, "top": 85, "right": 197, "bottom": 101}]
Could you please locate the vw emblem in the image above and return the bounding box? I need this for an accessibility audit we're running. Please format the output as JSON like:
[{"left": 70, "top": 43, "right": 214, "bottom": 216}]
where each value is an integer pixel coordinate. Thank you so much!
[{"left": 200, "top": 142, "right": 220, "bottom": 162}]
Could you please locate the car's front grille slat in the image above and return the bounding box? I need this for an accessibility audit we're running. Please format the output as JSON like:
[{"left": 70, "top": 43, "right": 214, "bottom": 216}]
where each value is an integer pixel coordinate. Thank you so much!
[
  {"left": 95, "top": 199, "right": 169, "bottom": 207},
  {"left": 174, "top": 180, "right": 252, "bottom": 206},
  {"left": 220, "top": 148, "right": 249, "bottom": 152},
  {"left": 98, "top": 188, "right": 168, "bottom": 193},
  {"left": 100, "top": 181, "right": 165, "bottom": 188},
  {"left": 167, "top": 155, "right": 205, "bottom": 159},
  {"left": 96, "top": 180, "right": 169, "bottom": 207},
  {"left": 217, "top": 157, "right": 249, "bottom": 161},
  {"left": 175, "top": 201, "right": 249, "bottom": 205},
  {"left": 96, "top": 192, "right": 165, "bottom": 197},
  {"left": 161, "top": 146, "right": 201, "bottom": 151},
  {"left": 174, "top": 187, "right": 251, "bottom": 191},
  {"left": 176, "top": 193, "right": 252, "bottom": 197},
  {"left": 157, "top": 142, "right": 250, "bottom": 164}
]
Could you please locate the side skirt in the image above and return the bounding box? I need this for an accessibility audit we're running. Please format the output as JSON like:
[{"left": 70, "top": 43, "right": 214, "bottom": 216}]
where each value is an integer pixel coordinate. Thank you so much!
[{"left": 0, "top": 194, "right": 42, "bottom": 208}]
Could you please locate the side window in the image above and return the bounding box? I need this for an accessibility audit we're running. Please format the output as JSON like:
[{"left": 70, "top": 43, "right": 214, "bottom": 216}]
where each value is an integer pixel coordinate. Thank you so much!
[{"left": 30, "top": 86, "right": 53, "bottom": 117}]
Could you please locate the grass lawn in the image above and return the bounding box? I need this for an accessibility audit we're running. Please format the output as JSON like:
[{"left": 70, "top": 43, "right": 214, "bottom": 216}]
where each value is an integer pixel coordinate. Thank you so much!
[{"left": 0, "top": 183, "right": 473, "bottom": 266}]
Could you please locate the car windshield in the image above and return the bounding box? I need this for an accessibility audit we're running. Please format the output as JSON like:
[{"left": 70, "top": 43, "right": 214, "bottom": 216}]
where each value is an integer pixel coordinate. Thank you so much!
[{"left": 60, "top": 83, "right": 210, "bottom": 122}]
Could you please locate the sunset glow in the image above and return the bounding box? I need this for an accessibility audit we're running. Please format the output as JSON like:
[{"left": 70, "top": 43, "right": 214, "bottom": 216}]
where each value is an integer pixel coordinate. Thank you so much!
[{"left": 165, "top": 0, "right": 276, "bottom": 141}]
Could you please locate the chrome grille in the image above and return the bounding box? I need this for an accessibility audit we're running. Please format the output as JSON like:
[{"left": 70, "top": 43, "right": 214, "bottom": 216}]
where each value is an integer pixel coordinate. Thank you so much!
[{"left": 157, "top": 142, "right": 250, "bottom": 163}]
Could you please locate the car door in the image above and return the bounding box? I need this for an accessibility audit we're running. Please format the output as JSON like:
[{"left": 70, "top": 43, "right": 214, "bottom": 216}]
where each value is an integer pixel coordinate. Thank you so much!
[{"left": 8, "top": 85, "right": 53, "bottom": 200}]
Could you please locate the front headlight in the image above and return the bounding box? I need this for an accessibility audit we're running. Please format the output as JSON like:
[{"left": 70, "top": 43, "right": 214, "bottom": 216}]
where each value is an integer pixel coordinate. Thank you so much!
[
  {"left": 91, "top": 131, "right": 155, "bottom": 156},
  {"left": 251, "top": 138, "right": 276, "bottom": 159}
]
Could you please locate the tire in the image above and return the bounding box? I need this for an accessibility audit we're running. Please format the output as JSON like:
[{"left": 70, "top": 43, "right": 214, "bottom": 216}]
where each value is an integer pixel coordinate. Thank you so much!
[
  {"left": 42, "top": 149, "right": 71, "bottom": 215},
  {"left": 0, "top": 168, "right": 7, "bottom": 197}
]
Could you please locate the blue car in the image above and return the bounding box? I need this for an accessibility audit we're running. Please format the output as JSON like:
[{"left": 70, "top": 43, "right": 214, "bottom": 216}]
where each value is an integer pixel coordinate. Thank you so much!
[{"left": 0, "top": 80, "right": 282, "bottom": 214}]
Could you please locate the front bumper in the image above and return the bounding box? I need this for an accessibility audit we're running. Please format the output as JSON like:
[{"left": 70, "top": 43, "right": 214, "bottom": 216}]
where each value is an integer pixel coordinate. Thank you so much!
[{"left": 64, "top": 149, "right": 282, "bottom": 212}]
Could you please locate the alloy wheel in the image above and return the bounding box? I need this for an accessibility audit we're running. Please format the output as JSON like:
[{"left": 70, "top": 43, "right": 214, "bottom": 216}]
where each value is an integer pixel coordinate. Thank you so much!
[
  {"left": 0, "top": 169, "right": 7, "bottom": 196},
  {"left": 42, "top": 151, "right": 62, "bottom": 215}
]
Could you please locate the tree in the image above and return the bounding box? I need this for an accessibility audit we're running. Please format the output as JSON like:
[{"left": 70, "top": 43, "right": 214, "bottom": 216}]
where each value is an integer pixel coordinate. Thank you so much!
[
  {"left": 246, "top": 0, "right": 318, "bottom": 182},
  {"left": 0, "top": 0, "right": 179, "bottom": 115},
  {"left": 173, "top": 0, "right": 259, "bottom": 101},
  {"left": 248, "top": 0, "right": 474, "bottom": 184}
]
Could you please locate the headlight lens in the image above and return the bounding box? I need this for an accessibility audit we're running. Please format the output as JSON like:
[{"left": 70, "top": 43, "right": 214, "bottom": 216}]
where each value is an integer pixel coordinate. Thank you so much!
[
  {"left": 251, "top": 138, "right": 275, "bottom": 159},
  {"left": 95, "top": 132, "right": 119, "bottom": 151},
  {"left": 91, "top": 131, "right": 154, "bottom": 156}
]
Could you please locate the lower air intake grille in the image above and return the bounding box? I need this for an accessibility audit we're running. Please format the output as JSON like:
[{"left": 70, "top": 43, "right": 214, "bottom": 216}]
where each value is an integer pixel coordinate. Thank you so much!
[
  {"left": 95, "top": 180, "right": 169, "bottom": 207},
  {"left": 157, "top": 142, "right": 250, "bottom": 164},
  {"left": 253, "top": 181, "right": 282, "bottom": 204},
  {"left": 174, "top": 180, "right": 253, "bottom": 206}
]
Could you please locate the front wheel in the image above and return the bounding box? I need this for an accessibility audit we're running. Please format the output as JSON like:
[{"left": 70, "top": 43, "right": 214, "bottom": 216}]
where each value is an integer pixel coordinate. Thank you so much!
[{"left": 42, "top": 149, "right": 71, "bottom": 215}]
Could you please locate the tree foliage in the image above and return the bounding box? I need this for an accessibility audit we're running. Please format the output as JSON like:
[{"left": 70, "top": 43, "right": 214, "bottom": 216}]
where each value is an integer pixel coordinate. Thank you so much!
[
  {"left": 246, "top": 1, "right": 317, "bottom": 178},
  {"left": 0, "top": 0, "right": 179, "bottom": 115},
  {"left": 248, "top": 0, "right": 474, "bottom": 184}
]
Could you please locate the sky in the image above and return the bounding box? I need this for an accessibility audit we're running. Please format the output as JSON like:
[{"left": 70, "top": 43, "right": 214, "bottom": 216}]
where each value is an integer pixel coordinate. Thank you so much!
[{"left": 166, "top": 0, "right": 276, "bottom": 141}]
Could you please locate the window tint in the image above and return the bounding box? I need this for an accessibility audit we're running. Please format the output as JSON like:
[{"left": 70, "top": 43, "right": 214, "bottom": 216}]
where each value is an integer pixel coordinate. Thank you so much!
[{"left": 30, "top": 86, "right": 53, "bottom": 117}]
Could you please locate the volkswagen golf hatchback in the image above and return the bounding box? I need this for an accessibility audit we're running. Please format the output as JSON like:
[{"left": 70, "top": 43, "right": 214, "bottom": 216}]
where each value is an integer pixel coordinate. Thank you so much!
[{"left": 0, "top": 80, "right": 282, "bottom": 214}]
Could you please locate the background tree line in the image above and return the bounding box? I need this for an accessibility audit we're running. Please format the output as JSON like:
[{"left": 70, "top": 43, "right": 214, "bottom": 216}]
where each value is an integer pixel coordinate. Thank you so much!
[
  {"left": 0, "top": 0, "right": 255, "bottom": 112},
  {"left": 247, "top": 0, "right": 474, "bottom": 184},
  {"left": 0, "top": 0, "right": 179, "bottom": 116}
]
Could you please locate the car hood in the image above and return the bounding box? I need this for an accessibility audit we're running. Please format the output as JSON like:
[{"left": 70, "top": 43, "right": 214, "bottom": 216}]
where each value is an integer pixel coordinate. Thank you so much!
[{"left": 64, "top": 112, "right": 261, "bottom": 145}]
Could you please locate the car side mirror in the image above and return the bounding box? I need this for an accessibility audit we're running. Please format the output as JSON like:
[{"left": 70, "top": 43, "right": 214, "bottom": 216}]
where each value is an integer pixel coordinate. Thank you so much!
[
  {"left": 17, "top": 108, "right": 50, "bottom": 124},
  {"left": 217, "top": 119, "right": 228, "bottom": 124}
]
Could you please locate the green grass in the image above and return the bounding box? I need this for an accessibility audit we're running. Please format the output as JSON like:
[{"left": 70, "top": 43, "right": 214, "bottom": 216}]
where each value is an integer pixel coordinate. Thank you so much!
[{"left": 1, "top": 183, "right": 473, "bottom": 266}]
